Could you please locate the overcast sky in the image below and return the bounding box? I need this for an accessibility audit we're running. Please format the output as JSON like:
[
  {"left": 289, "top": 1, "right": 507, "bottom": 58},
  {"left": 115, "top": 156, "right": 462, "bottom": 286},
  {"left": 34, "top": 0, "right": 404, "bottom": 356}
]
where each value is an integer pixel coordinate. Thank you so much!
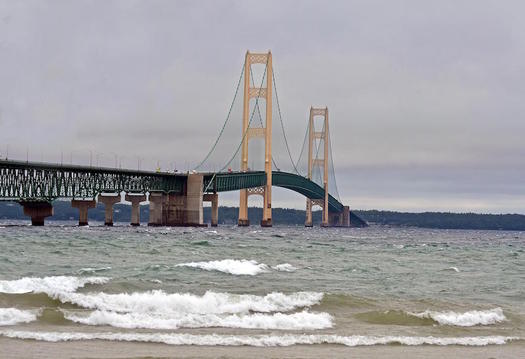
[{"left": 1, "top": 0, "right": 524, "bottom": 213}]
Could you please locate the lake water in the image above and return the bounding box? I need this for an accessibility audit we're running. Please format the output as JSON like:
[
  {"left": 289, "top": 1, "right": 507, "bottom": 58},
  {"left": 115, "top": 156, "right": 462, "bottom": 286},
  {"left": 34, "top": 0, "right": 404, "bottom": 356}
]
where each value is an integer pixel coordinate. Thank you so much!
[{"left": 0, "top": 223, "right": 524, "bottom": 358}]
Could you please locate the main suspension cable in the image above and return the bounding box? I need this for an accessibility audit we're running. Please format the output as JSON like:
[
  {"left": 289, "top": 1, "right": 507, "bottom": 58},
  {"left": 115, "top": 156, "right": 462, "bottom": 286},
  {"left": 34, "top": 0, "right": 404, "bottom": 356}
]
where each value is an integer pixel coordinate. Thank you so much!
[
  {"left": 249, "top": 67, "right": 280, "bottom": 171},
  {"left": 272, "top": 68, "right": 300, "bottom": 174},
  {"left": 193, "top": 61, "right": 245, "bottom": 171},
  {"left": 220, "top": 57, "right": 269, "bottom": 172},
  {"left": 327, "top": 126, "right": 341, "bottom": 201}
]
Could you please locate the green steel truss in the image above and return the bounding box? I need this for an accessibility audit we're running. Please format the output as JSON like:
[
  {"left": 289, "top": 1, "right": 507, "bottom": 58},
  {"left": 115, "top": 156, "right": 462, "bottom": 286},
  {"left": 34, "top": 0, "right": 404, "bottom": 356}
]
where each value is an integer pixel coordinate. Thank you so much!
[
  {"left": 204, "top": 171, "right": 344, "bottom": 212},
  {"left": 0, "top": 160, "right": 344, "bottom": 212},
  {"left": 0, "top": 160, "right": 184, "bottom": 201}
]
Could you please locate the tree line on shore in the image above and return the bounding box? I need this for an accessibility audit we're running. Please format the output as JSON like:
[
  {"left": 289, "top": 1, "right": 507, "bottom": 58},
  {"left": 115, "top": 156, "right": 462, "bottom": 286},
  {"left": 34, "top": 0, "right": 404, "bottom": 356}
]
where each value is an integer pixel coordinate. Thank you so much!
[{"left": 0, "top": 201, "right": 524, "bottom": 230}]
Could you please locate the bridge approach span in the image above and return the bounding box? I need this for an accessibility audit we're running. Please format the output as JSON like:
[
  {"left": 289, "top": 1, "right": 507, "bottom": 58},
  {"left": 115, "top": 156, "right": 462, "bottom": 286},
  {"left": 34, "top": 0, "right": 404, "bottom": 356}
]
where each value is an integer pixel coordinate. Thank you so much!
[
  {"left": 0, "top": 160, "right": 342, "bottom": 211},
  {"left": 0, "top": 159, "right": 353, "bottom": 226},
  {"left": 204, "top": 171, "right": 344, "bottom": 213}
]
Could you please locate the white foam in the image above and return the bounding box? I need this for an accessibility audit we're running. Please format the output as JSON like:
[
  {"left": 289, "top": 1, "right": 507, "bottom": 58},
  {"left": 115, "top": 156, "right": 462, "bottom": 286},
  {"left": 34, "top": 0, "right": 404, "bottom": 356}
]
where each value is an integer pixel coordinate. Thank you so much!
[
  {"left": 77, "top": 267, "right": 112, "bottom": 275},
  {"left": 272, "top": 263, "right": 297, "bottom": 272},
  {"left": 446, "top": 267, "right": 460, "bottom": 272},
  {"left": 411, "top": 308, "right": 506, "bottom": 326},
  {"left": 0, "top": 331, "right": 517, "bottom": 346},
  {"left": 175, "top": 259, "right": 270, "bottom": 276},
  {"left": 0, "top": 276, "right": 110, "bottom": 295},
  {"left": 56, "top": 290, "right": 324, "bottom": 315},
  {"left": 64, "top": 310, "right": 332, "bottom": 330},
  {"left": 0, "top": 308, "right": 39, "bottom": 326}
]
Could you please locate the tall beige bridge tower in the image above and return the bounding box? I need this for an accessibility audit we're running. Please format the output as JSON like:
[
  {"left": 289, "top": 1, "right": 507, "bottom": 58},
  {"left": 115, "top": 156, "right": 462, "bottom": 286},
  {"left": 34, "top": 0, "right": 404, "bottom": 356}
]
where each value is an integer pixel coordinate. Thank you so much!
[
  {"left": 238, "top": 51, "right": 273, "bottom": 227},
  {"left": 305, "top": 107, "right": 330, "bottom": 227}
]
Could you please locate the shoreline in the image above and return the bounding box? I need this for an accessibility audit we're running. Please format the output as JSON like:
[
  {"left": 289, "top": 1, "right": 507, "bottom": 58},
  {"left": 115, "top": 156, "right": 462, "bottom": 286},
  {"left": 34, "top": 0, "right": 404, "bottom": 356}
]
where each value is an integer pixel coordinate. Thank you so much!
[{"left": 1, "top": 338, "right": 524, "bottom": 359}]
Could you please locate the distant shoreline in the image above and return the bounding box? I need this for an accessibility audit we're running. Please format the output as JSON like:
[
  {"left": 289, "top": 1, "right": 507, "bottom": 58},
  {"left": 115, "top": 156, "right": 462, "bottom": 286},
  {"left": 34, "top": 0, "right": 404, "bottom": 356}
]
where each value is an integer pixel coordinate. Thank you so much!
[{"left": 0, "top": 202, "right": 524, "bottom": 231}]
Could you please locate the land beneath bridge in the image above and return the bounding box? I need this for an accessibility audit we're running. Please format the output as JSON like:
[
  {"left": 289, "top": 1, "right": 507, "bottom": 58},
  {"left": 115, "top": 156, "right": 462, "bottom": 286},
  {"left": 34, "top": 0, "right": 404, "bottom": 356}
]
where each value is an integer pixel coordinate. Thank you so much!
[{"left": 0, "top": 202, "right": 524, "bottom": 230}]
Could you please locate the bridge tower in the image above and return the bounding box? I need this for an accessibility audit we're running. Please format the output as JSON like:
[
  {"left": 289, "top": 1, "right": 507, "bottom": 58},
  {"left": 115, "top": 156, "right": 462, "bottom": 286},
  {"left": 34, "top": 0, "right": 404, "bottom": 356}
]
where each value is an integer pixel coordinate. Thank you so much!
[
  {"left": 238, "top": 51, "right": 273, "bottom": 227},
  {"left": 305, "top": 107, "right": 330, "bottom": 227}
]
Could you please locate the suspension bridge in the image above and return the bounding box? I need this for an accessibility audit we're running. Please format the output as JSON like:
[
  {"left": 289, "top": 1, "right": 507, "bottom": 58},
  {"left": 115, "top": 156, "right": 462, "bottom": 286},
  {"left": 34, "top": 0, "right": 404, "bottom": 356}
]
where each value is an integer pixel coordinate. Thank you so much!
[{"left": 0, "top": 51, "right": 365, "bottom": 227}]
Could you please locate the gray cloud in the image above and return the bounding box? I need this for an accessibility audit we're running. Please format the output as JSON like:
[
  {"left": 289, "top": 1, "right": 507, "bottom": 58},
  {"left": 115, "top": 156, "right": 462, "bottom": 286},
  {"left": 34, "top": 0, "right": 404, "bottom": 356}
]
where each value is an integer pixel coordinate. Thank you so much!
[{"left": 0, "top": 0, "right": 524, "bottom": 213}]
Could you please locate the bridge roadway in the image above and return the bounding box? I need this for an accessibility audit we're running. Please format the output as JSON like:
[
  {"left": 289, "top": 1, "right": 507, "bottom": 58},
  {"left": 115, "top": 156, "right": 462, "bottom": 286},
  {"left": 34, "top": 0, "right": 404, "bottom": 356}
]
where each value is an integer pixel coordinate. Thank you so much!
[{"left": 0, "top": 159, "right": 350, "bottom": 226}]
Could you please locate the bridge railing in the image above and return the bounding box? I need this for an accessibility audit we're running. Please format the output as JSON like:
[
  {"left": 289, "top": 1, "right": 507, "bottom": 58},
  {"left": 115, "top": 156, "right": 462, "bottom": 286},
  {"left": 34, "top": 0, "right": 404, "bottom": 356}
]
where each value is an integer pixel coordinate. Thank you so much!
[
  {"left": 0, "top": 159, "right": 184, "bottom": 201},
  {"left": 203, "top": 170, "right": 344, "bottom": 213}
]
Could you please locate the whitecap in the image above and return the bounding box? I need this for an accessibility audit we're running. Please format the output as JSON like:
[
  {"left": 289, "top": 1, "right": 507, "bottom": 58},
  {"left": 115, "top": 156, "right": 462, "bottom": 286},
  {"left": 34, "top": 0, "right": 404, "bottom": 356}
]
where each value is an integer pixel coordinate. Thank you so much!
[
  {"left": 0, "top": 276, "right": 110, "bottom": 296},
  {"left": 272, "top": 263, "right": 297, "bottom": 272},
  {"left": 55, "top": 290, "right": 324, "bottom": 315},
  {"left": 0, "top": 308, "right": 39, "bottom": 326},
  {"left": 0, "top": 331, "right": 517, "bottom": 347},
  {"left": 411, "top": 308, "right": 506, "bottom": 326},
  {"left": 444, "top": 267, "right": 460, "bottom": 272},
  {"left": 77, "top": 267, "right": 112, "bottom": 275},
  {"left": 64, "top": 310, "right": 332, "bottom": 330},
  {"left": 175, "top": 259, "right": 270, "bottom": 276}
]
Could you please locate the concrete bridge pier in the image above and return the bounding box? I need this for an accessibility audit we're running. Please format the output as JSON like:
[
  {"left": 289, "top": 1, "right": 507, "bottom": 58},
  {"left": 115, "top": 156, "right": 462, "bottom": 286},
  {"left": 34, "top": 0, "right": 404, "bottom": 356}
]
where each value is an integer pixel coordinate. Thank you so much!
[
  {"left": 305, "top": 199, "right": 313, "bottom": 227},
  {"left": 98, "top": 194, "right": 121, "bottom": 226},
  {"left": 148, "top": 192, "right": 166, "bottom": 226},
  {"left": 203, "top": 193, "right": 218, "bottom": 227},
  {"left": 71, "top": 199, "right": 96, "bottom": 226},
  {"left": 148, "top": 174, "right": 205, "bottom": 227},
  {"left": 125, "top": 193, "right": 146, "bottom": 226},
  {"left": 185, "top": 174, "right": 204, "bottom": 226},
  {"left": 20, "top": 201, "right": 54, "bottom": 226},
  {"left": 326, "top": 206, "right": 351, "bottom": 227}
]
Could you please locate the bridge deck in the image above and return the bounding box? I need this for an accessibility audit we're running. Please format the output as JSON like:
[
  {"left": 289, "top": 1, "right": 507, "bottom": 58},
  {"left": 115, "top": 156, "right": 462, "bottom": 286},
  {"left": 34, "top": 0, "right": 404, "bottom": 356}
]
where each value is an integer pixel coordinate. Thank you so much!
[{"left": 0, "top": 160, "right": 344, "bottom": 212}]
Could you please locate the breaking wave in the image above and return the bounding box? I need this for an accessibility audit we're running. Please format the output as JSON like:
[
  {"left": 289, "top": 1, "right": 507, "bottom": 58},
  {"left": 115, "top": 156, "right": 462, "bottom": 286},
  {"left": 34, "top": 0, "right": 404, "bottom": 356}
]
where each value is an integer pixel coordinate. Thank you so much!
[
  {"left": 411, "top": 308, "right": 506, "bottom": 326},
  {"left": 272, "top": 263, "right": 297, "bottom": 272},
  {"left": 357, "top": 308, "right": 507, "bottom": 327},
  {"left": 63, "top": 310, "right": 332, "bottom": 330},
  {"left": 76, "top": 267, "right": 112, "bottom": 275},
  {"left": 0, "top": 308, "right": 39, "bottom": 326},
  {"left": 0, "top": 330, "right": 518, "bottom": 346},
  {"left": 0, "top": 276, "right": 109, "bottom": 296},
  {"left": 55, "top": 290, "right": 324, "bottom": 315},
  {"left": 175, "top": 259, "right": 270, "bottom": 276}
]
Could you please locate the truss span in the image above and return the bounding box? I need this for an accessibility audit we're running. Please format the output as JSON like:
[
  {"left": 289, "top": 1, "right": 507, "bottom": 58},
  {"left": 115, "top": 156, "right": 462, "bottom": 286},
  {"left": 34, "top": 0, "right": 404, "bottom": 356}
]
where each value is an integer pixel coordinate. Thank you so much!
[
  {"left": 0, "top": 160, "right": 344, "bottom": 213},
  {"left": 204, "top": 171, "right": 344, "bottom": 213}
]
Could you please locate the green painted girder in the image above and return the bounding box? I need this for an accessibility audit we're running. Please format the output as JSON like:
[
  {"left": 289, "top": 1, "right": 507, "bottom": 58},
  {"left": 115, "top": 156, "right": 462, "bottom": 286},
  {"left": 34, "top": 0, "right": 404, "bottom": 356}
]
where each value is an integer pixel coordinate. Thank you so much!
[
  {"left": 273, "top": 171, "right": 344, "bottom": 213},
  {"left": 0, "top": 159, "right": 184, "bottom": 201},
  {"left": 203, "top": 171, "right": 267, "bottom": 193},
  {"left": 204, "top": 171, "right": 344, "bottom": 213},
  {"left": 0, "top": 160, "right": 344, "bottom": 212}
]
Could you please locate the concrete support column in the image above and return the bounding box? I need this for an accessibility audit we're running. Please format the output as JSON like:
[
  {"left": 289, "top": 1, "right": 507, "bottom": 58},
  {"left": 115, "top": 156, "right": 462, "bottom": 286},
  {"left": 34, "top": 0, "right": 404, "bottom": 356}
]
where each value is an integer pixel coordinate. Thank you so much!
[
  {"left": 321, "top": 183, "right": 329, "bottom": 227},
  {"left": 148, "top": 192, "right": 166, "bottom": 226},
  {"left": 342, "top": 206, "right": 350, "bottom": 227},
  {"left": 125, "top": 193, "right": 146, "bottom": 226},
  {"left": 166, "top": 193, "right": 186, "bottom": 225},
  {"left": 20, "top": 201, "right": 53, "bottom": 226},
  {"left": 71, "top": 199, "right": 96, "bottom": 226},
  {"left": 203, "top": 193, "right": 218, "bottom": 227},
  {"left": 98, "top": 194, "right": 121, "bottom": 226},
  {"left": 238, "top": 189, "right": 249, "bottom": 226},
  {"left": 211, "top": 195, "right": 218, "bottom": 227},
  {"left": 305, "top": 199, "right": 313, "bottom": 227},
  {"left": 186, "top": 174, "right": 204, "bottom": 226},
  {"left": 148, "top": 175, "right": 205, "bottom": 227},
  {"left": 327, "top": 206, "right": 351, "bottom": 227}
]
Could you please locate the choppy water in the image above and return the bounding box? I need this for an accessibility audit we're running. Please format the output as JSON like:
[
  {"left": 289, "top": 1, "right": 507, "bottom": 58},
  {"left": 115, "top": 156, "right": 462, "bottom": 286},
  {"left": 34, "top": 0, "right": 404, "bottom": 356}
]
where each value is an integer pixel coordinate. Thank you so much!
[{"left": 0, "top": 223, "right": 524, "bottom": 348}]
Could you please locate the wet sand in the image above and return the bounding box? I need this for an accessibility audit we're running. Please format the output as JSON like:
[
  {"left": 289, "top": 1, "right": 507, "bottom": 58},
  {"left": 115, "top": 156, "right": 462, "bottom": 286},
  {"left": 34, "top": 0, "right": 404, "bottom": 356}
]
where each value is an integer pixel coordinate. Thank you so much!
[{"left": 1, "top": 338, "right": 524, "bottom": 359}]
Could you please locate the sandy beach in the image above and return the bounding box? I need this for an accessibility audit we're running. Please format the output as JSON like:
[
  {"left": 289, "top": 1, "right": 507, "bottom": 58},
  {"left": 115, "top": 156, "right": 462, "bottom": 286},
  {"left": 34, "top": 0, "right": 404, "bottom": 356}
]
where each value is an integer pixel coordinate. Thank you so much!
[{"left": 1, "top": 338, "right": 524, "bottom": 359}]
